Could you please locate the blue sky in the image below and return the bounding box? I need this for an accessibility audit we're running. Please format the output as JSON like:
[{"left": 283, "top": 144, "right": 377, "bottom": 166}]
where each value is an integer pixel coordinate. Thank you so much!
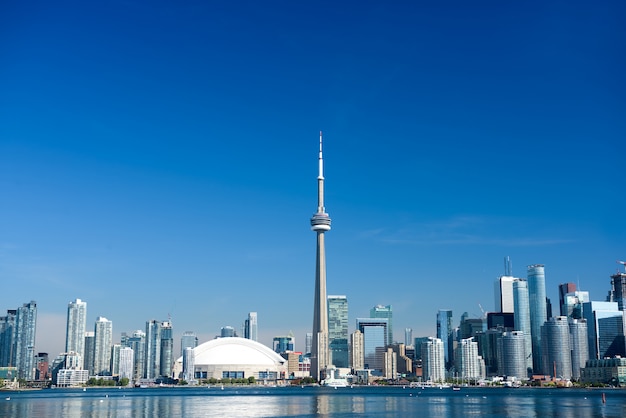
[{"left": 1, "top": 1, "right": 624, "bottom": 357}]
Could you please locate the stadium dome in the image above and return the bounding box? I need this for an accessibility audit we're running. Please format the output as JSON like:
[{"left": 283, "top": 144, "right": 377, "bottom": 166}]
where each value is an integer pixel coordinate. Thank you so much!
[{"left": 173, "top": 337, "right": 288, "bottom": 381}]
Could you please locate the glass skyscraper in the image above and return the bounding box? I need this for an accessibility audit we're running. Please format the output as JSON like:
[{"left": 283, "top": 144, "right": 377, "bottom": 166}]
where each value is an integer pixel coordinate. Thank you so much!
[
  {"left": 527, "top": 264, "right": 547, "bottom": 373},
  {"left": 15, "top": 301, "right": 37, "bottom": 380},
  {"left": 541, "top": 316, "right": 572, "bottom": 380},
  {"left": 582, "top": 301, "right": 625, "bottom": 360},
  {"left": 436, "top": 309, "right": 453, "bottom": 369},
  {"left": 499, "top": 331, "right": 527, "bottom": 380},
  {"left": 370, "top": 305, "right": 393, "bottom": 345},
  {"left": 65, "top": 298, "right": 87, "bottom": 369},
  {"left": 244, "top": 312, "right": 258, "bottom": 341},
  {"left": 513, "top": 279, "right": 533, "bottom": 373},
  {"left": 93, "top": 316, "right": 112, "bottom": 376},
  {"left": 160, "top": 321, "right": 173, "bottom": 379},
  {"left": 145, "top": 320, "right": 161, "bottom": 379},
  {"left": 328, "top": 295, "right": 348, "bottom": 368},
  {"left": 180, "top": 331, "right": 198, "bottom": 357},
  {"left": 357, "top": 318, "right": 388, "bottom": 372},
  {"left": 569, "top": 318, "right": 588, "bottom": 380}
]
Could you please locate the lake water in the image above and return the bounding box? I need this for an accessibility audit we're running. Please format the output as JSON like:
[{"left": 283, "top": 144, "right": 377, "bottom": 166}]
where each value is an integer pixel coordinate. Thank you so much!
[{"left": 1, "top": 386, "right": 625, "bottom": 417}]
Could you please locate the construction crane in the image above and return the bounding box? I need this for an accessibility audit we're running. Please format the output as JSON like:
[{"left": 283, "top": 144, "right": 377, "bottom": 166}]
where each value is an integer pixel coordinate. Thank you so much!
[
  {"left": 478, "top": 303, "right": 487, "bottom": 319},
  {"left": 617, "top": 260, "right": 626, "bottom": 273}
]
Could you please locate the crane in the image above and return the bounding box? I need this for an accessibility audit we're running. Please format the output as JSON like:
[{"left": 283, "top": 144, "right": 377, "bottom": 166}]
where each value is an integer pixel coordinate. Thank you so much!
[{"left": 617, "top": 260, "right": 626, "bottom": 273}]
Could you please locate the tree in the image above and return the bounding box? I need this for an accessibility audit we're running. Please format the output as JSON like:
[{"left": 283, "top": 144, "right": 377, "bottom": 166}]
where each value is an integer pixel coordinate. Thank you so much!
[
  {"left": 247, "top": 376, "right": 256, "bottom": 384},
  {"left": 119, "top": 377, "right": 129, "bottom": 387}
]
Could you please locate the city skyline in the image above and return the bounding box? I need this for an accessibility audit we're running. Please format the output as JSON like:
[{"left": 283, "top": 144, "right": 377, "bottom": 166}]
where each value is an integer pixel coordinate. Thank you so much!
[{"left": 1, "top": 2, "right": 624, "bottom": 357}]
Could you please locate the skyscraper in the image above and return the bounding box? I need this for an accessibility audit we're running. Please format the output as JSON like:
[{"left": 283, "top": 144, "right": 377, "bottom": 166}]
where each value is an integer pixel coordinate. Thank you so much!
[
  {"left": 455, "top": 337, "right": 484, "bottom": 381},
  {"left": 15, "top": 301, "right": 37, "bottom": 379},
  {"left": 220, "top": 326, "right": 236, "bottom": 338},
  {"left": 65, "top": 298, "right": 87, "bottom": 369},
  {"left": 160, "top": 320, "right": 173, "bottom": 379},
  {"left": 512, "top": 279, "right": 533, "bottom": 373},
  {"left": 541, "top": 316, "right": 572, "bottom": 380},
  {"left": 118, "top": 347, "right": 134, "bottom": 382},
  {"left": 310, "top": 131, "right": 331, "bottom": 381},
  {"left": 436, "top": 309, "right": 453, "bottom": 370},
  {"left": 328, "top": 295, "right": 348, "bottom": 368},
  {"left": 145, "top": 320, "right": 161, "bottom": 379},
  {"left": 498, "top": 331, "right": 527, "bottom": 380},
  {"left": 569, "top": 318, "right": 588, "bottom": 380},
  {"left": 356, "top": 318, "right": 388, "bottom": 372},
  {"left": 421, "top": 337, "right": 445, "bottom": 383},
  {"left": 582, "top": 301, "right": 625, "bottom": 359},
  {"left": 527, "top": 264, "right": 547, "bottom": 373},
  {"left": 494, "top": 276, "right": 519, "bottom": 313},
  {"left": 93, "top": 317, "right": 112, "bottom": 376},
  {"left": 350, "top": 330, "right": 364, "bottom": 371},
  {"left": 126, "top": 330, "right": 145, "bottom": 381},
  {"left": 370, "top": 305, "right": 393, "bottom": 344},
  {"left": 181, "top": 331, "right": 198, "bottom": 357},
  {"left": 244, "top": 312, "right": 258, "bottom": 341},
  {"left": 609, "top": 271, "right": 626, "bottom": 310},
  {"left": 558, "top": 283, "right": 577, "bottom": 316},
  {"left": 0, "top": 310, "right": 17, "bottom": 369},
  {"left": 404, "top": 328, "right": 413, "bottom": 347},
  {"left": 83, "top": 331, "right": 95, "bottom": 374}
]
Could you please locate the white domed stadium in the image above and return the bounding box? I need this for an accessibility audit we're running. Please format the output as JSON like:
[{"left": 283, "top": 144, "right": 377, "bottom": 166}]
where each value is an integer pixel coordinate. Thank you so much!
[{"left": 173, "top": 337, "right": 288, "bottom": 381}]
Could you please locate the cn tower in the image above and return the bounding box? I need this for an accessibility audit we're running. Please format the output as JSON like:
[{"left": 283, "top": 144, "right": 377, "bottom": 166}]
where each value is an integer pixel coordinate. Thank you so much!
[{"left": 310, "top": 131, "right": 331, "bottom": 382}]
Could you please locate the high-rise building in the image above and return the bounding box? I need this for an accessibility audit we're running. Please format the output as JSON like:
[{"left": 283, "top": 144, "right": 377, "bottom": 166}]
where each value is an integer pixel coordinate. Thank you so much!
[
  {"left": 83, "top": 331, "right": 95, "bottom": 375},
  {"left": 563, "top": 291, "right": 589, "bottom": 319},
  {"left": 160, "top": 321, "right": 173, "bottom": 379},
  {"left": 513, "top": 280, "right": 533, "bottom": 373},
  {"left": 328, "top": 295, "right": 348, "bottom": 368},
  {"left": 495, "top": 276, "right": 519, "bottom": 313},
  {"left": 220, "top": 326, "right": 236, "bottom": 338},
  {"left": 541, "top": 316, "right": 572, "bottom": 380},
  {"left": 350, "top": 330, "right": 364, "bottom": 370},
  {"left": 118, "top": 347, "right": 134, "bottom": 382},
  {"left": 182, "top": 347, "right": 195, "bottom": 382},
  {"left": 370, "top": 305, "right": 393, "bottom": 344},
  {"left": 0, "top": 310, "right": 17, "bottom": 369},
  {"left": 145, "top": 320, "right": 161, "bottom": 379},
  {"left": 609, "top": 271, "right": 626, "bottom": 311},
  {"left": 65, "top": 298, "right": 87, "bottom": 369},
  {"left": 181, "top": 331, "right": 198, "bottom": 357},
  {"left": 421, "top": 337, "right": 445, "bottom": 383},
  {"left": 305, "top": 333, "right": 312, "bottom": 357},
  {"left": 110, "top": 344, "right": 121, "bottom": 376},
  {"left": 405, "top": 328, "right": 413, "bottom": 347},
  {"left": 569, "top": 318, "right": 588, "bottom": 380},
  {"left": 126, "top": 330, "right": 145, "bottom": 381},
  {"left": 436, "top": 309, "right": 453, "bottom": 369},
  {"left": 459, "top": 315, "right": 486, "bottom": 340},
  {"left": 558, "top": 283, "right": 577, "bottom": 316},
  {"left": 244, "top": 312, "right": 258, "bottom": 341},
  {"left": 93, "top": 317, "right": 112, "bottom": 376},
  {"left": 582, "top": 301, "right": 625, "bottom": 360},
  {"left": 527, "top": 264, "right": 547, "bottom": 373},
  {"left": 15, "top": 301, "right": 37, "bottom": 380},
  {"left": 310, "top": 131, "right": 332, "bottom": 381},
  {"left": 455, "top": 337, "right": 484, "bottom": 381},
  {"left": 273, "top": 335, "right": 295, "bottom": 353},
  {"left": 356, "top": 318, "right": 388, "bottom": 372},
  {"left": 498, "top": 331, "right": 527, "bottom": 380}
]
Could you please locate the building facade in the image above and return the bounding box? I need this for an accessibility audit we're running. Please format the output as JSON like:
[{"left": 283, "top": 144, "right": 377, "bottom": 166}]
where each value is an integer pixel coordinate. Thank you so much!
[
  {"left": 421, "top": 337, "right": 445, "bottom": 383},
  {"left": 328, "top": 295, "right": 349, "bottom": 368},
  {"left": 15, "top": 301, "right": 38, "bottom": 380},
  {"left": 436, "top": 309, "right": 453, "bottom": 370},
  {"left": 350, "top": 330, "right": 364, "bottom": 371},
  {"left": 356, "top": 318, "right": 388, "bottom": 373},
  {"left": 541, "top": 316, "right": 572, "bottom": 380},
  {"left": 527, "top": 264, "right": 547, "bottom": 373},
  {"left": 65, "top": 298, "right": 87, "bottom": 369},
  {"left": 498, "top": 331, "right": 527, "bottom": 380},
  {"left": 93, "top": 317, "right": 112, "bottom": 376},
  {"left": 513, "top": 279, "right": 533, "bottom": 373},
  {"left": 370, "top": 305, "right": 393, "bottom": 345}
]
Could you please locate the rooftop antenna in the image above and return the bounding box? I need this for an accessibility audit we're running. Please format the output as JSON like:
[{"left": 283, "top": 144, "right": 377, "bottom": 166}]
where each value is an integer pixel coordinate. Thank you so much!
[{"left": 504, "top": 256, "right": 512, "bottom": 276}]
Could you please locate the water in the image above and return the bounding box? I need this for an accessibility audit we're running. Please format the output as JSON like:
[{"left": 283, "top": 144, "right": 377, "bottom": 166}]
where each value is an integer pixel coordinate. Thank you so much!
[{"left": 1, "top": 386, "right": 625, "bottom": 417}]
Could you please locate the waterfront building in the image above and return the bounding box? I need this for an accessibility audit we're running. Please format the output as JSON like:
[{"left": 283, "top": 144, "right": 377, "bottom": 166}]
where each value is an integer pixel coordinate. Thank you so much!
[
  {"left": 558, "top": 283, "right": 577, "bottom": 316},
  {"left": 370, "top": 305, "right": 393, "bottom": 344},
  {"left": 436, "top": 309, "right": 453, "bottom": 369},
  {"left": 181, "top": 331, "right": 198, "bottom": 357},
  {"left": 160, "top": 321, "right": 174, "bottom": 378},
  {"left": 581, "top": 357, "right": 626, "bottom": 386},
  {"left": 350, "top": 330, "right": 364, "bottom": 371},
  {"left": 310, "top": 132, "right": 332, "bottom": 381},
  {"left": 356, "top": 318, "right": 388, "bottom": 373},
  {"left": 172, "top": 337, "right": 288, "bottom": 381},
  {"left": 65, "top": 298, "right": 87, "bottom": 369},
  {"left": 569, "top": 318, "right": 588, "bottom": 380},
  {"left": 421, "top": 337, "right": 445, "bottom": 383},
  {"left": 14, "top": 301, "right": 37, "bottom": 380},
  {"left": 455, "top": 337, "right": 484, "bottom": 381},
  {"left": 56, "top": 368, "right": 89, "bottom": 387},
  {"left": 93, "top": 317, "right": 112, "bottom": 376},
  {"left": 118, "top": 347, "right": 134, "bottom": 381},
  {"left": 83, "top": 331, "right": 95, "bottom": 375},
  {"left": 527, "top": 264, "right": 547, "bottom": 373},
  {"left": 244, "top": 312, "right": 258, "bottom": 341},
  {"left": 145, "top": 320, "right": 162, "bottom": 379},
  {"left": 541, "top": 316, "right": 572, "bottom": 380},
  {"left": 513, "top": 279, "right": 533, "bottom": 373},
  {"left": 498, "top": 331, "right": 527, "bottom": 380},
  {"left": 582, "top": 301, "right": 625, "bottom": 359},
  {"left": 495, "top": 276, "right": 519, "bottom": 313},
  {"left": 328, "top": 295, "right": 349, "bottom": 368}
]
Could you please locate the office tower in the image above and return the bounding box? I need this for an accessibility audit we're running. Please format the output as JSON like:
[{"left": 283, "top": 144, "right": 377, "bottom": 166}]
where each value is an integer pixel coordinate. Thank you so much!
[
  {"left": 273, "top": 335, "right": 295, "bottom": 353},
  {"left": 182, "top": 347, "right": 195, "bottom": 382},
  {"left": 541, "top": 316, "right": 572, "bottom": 379},
  {"left": 370, "top": 305, "right": 393, "bottom": 344},
  {"left": 527, "top": 264, "right": 547, "bottom": 373},
  {"left": 305, "top": 333, "right": 312, "bottom": 356},
  {"left": 582, "top": 301, "right": 625, "bottom": 359},
  {"left": 459, "top": 315, "right": 486, "bottom": 340},
  {"left": 65, "top": 298, "right": 87, "bottom": 369},
  {"left": 563, "top": 291, "right": 589, "bottom": 319},
  {"left": 513, "top": 280, "right": 533, "bottom": 373},
  {"left": 221, "top": 326, "right": 236, "bottom": 338},
  {"left": 356, "top": 318, "right": 388, "bottom": 372},
  {"left": 0, "top": 310, "right": 17, "bottom": 368},
  {"left": 609, "top": 270, "right": 626, "bottom": 310},
  {"left": 93, "top": 317, "right": 112, "bottom": 375},
  {"left": 546, "top": 297, "right": 553, "bottom": 320},
  {"left": 350, "top": 330, "right": 364, "bottom": 370},
  {"left": 110, "top": 344, "right": 121, "bottom": 376},
  {"left": 456, "top": 337, "right": 485, "bottom": 381},
  {"left": 421, "top": 337, "right": 445, "bottom": 383},
  {"left": 83, "top": 331, "right": 95, "bottom": 374},
  {"left": 383, "top": 347, "right": 397, "bottom": 379},
  {"left": 475, "top": 328, "right": 504, "bottom": 376},
  {"left": 436, "top": 309, "right": 453, "bottom": 369},
  {"left": 15, "top": 301, "right": 37, "bottom": 379},
  {"left": 569, "top": 318, "right": 588, "bottom": 380},
  {"left": 559, "top": 283, "right": 577, "bottom": 316},
  {"left": 310, "top": 131, "right": 331, "bottom": 381},
  {"left": 160, "top": 321, "right": 173, "bottom": 378},
  {"left": 498, "top": 331, "right": 527, "bottom": 380},
  {"left": 126, "top": 330, "right": 145, "bottom": 381},
  {"left": 328, "top": 295, "right": 349, "bottom": 368},
  {"left": 495, "top": 276, "right": 519, "bottom": 313},
  {"left": 145, "top": 320, "right": 161, "bottom": 379},
  {"left": 118, "top": 347, "right": 134, "bottom": 382},
  {"left": 181, "top": 331, "right": 198, "bottom": 356},
  {"left": 244, "top": 312, "right": 258, "bottom": 341},
  {"left": 405, "top": 328, "right": 413, "bottom": 347}
]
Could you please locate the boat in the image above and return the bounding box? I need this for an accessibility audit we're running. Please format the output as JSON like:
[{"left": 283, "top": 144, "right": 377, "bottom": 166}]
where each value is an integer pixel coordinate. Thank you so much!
[{"left": 323, "top": 378, "right": 349, "bottom": 388}]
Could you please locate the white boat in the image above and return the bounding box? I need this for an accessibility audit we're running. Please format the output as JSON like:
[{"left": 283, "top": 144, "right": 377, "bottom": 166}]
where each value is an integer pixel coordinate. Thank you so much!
[{"left": 323, "top": 378, "right": 349, "bottom": 388}]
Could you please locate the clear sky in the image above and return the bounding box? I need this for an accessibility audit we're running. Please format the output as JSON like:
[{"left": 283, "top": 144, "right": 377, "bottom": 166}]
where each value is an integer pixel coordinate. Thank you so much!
[{"left": 1, "top": 1, "right": 624, "bottom": 357}]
